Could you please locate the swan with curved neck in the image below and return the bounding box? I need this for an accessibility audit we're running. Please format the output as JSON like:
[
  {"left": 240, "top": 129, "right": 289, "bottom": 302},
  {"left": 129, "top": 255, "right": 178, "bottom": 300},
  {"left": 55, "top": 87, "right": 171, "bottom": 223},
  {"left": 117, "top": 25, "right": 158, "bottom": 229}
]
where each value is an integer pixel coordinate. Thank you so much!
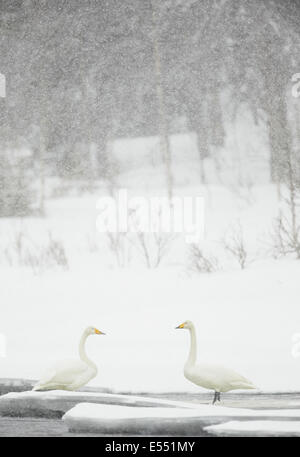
[
  {"left": 33, "top": 326, "right": 105, "bottom": 392},
  {"left": 176, "top": 320, "right": 256, "bottom": 404}
]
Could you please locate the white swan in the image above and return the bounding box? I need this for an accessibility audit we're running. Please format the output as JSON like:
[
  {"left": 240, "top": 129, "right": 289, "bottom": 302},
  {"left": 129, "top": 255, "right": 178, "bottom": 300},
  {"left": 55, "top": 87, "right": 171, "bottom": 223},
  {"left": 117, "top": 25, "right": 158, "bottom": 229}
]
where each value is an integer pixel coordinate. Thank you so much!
[
  {"left": 175, "top": 320, "right": 256, "bottom": 404},
  {"left": 32, "top": 326, "right": 105, "bottom": 391}
]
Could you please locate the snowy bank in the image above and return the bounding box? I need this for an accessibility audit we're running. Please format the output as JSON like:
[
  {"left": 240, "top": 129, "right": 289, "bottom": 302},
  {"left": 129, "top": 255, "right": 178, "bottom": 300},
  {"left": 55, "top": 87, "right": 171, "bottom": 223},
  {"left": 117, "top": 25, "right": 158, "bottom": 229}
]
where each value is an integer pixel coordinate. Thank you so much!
[
  {"left": 0, "top": 390, "right": 199, "bottom": 418},
  {"left": 62, "top": 402, "right": 300, "bottom": 435},
  {"left": 205, "top": 420, "right": 300, "bottom": 437}
]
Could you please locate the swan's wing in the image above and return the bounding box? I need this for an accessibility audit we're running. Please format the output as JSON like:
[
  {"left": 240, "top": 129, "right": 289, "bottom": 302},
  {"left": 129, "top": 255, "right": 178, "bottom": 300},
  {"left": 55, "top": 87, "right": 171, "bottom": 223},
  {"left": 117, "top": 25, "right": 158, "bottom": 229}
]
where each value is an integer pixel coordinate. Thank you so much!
[
  {"left": 33, "top": 368, "right": 57, "bottom": 390},
  {"left": 192, "top": 364, "right": 229, "bottom": 386},
  {"left": 229, "top": 375, "right": 257, "bottom": 389},
  {"left": 193, "top": 363, "right": 256, "bottom": 390},
  {"left": 215, "top": 366, "right": 256, "bottom": 389},
  {"left": 34, "top": 359, "right": 88, "bottom": 390}
]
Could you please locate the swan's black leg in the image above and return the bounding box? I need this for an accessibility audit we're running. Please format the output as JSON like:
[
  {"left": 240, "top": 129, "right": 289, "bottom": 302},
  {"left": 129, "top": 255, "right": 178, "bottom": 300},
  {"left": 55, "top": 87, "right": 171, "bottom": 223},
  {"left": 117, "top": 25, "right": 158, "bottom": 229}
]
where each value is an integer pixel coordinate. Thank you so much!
[
  {"left": 217, "top": 392, "right": 221, "bottom": 402},
  {"left": 212, "top": 391, "right": 218, "bottom": 404}
]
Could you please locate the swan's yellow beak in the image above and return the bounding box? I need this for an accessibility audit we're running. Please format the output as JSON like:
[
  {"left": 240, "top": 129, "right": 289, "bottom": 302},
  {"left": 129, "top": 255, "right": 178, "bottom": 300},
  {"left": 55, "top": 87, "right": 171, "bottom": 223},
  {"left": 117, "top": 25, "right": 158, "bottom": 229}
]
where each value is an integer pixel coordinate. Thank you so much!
[
  {"left": 95, "top": 328, "right": 105, "bottom": 335},
  {"left": 175, "top": 323, "right": 185, "bottom": 329}
]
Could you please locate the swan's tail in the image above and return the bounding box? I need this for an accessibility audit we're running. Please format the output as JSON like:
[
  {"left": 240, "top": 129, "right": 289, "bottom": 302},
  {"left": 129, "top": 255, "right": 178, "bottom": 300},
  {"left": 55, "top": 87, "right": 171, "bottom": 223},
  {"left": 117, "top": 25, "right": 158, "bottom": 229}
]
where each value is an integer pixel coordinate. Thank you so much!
[
  {"left": 239, "top": 381, "right": 258, "bottom": 390},
  {"left": 32, "top": 384, "right": 42, "bottom": 391},
  {"left": 231, "top": 380, "right": 258, "bottom": 390}
]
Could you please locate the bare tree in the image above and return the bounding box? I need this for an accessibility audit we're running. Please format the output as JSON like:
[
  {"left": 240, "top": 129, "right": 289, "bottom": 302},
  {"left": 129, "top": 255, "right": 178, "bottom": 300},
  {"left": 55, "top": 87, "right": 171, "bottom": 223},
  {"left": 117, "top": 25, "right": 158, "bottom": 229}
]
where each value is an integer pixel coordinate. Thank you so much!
[
  {"left": 150, "top": 0, "right": 173, "bottom": 203},
  {"left": 271, "top": 147, "right": 300, "bottom": 259}
]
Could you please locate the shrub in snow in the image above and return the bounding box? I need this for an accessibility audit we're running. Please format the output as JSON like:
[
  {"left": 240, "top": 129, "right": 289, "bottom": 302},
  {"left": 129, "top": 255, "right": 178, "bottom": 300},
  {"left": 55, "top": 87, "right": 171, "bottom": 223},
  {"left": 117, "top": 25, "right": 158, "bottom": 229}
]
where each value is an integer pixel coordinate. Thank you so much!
[
  {"left": 3, "top": 230, "right": 68, "bottom": 273},
  {"left": 189, "top": 244, "right": 219, "bottom": 273},
  {"left": 105, "top": 230, "right": 176, "bottom": 269},
  {"left": 106, "top": 231, "right": 132, "bottom": 268},
  {"left": 103, "top": 206, "right": 177, "bottom": 269},
  {"left": 271, "top": 214, "right": 300, "bottom": 259},
  {"left": 129, "top": 231, "right": 176, "bottom": 269},
  {"left": 223, "top": 222, "right": 249, "bottom": 269},
  {"left": 44, "top": 232, "right": 69, "bottom": 269}
]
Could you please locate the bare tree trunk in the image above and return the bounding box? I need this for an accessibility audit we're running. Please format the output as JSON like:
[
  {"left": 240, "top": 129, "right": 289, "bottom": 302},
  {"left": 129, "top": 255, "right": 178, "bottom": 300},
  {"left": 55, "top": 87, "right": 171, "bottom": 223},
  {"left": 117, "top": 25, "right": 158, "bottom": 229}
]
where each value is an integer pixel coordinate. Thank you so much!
[
  {"left": 79, "top": 64, "right": 96, "bottom": 190},
  {"left": 151, "top": 0, "right": 173, "bottom": 203},
  {"left": 195, "top": 130, "right": 207, "bottom": 184},
  {"left": 39, "top": 126, "right": 45, "bottom": 216},
  {"left": 286, "top": 147, "right": 300, "bottom": 258}
]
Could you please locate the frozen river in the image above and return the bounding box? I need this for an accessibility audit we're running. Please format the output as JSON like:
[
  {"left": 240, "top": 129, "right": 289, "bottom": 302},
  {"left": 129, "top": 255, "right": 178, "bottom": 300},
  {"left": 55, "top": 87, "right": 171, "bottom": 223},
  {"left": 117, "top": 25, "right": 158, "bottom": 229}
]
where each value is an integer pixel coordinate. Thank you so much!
[{"left": 0, "top": 390, "right": 300, "bottom": 437}]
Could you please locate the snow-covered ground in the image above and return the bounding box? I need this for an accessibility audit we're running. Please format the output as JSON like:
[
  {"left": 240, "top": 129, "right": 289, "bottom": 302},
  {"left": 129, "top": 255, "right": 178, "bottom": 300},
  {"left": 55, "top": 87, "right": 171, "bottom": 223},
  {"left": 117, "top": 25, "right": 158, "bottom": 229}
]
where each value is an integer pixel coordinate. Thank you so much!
[
  {"left": 0, "top": 182, "right": 299, "bottom": 393},
  {"left": 1, "top": 390, "right": 300, "bottom": 436}
]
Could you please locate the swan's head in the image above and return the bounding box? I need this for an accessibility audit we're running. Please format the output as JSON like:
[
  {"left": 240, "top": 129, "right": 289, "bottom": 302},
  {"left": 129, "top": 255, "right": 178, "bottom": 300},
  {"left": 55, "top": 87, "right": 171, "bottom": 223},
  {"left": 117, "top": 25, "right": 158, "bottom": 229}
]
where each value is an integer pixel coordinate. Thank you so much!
[
  {"left": 175, "top": 320, "right": 193, "bottom": 330},
  {"left": 86, "top": 326, "right": 106, "bottom": 336}
]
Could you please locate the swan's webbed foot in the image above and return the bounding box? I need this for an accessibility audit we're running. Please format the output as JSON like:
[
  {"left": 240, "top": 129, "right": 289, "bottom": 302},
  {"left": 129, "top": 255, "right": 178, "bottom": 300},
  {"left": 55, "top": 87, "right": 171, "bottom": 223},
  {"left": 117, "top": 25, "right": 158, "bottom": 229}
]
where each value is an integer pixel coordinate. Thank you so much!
[
  {"left": 212, "top": 391, "right": 221, "bottom": 404},
  {"left": 212, "top": 391, "right": 217, "bottom": 404}
]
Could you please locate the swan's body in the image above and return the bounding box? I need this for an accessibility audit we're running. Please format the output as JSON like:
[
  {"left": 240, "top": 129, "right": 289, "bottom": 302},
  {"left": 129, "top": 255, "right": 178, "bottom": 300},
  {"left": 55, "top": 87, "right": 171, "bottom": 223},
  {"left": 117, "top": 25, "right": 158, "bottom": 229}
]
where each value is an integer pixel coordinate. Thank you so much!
[
  {"left": 32, "top": 326, "right": 105, "bottom": 392},
  {"left": 176, "top": 320, "right": 256, "bottom": 403}
]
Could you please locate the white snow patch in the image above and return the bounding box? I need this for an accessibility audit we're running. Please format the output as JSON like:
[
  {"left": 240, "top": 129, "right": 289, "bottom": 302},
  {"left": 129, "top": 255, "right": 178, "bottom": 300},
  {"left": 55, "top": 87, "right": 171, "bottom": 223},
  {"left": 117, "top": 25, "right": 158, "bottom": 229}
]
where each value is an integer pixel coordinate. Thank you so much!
[
  {"left": 63, "top": 402, "right": 300, "bottom": 420},
  {"left": 63, "top": 402, "right": 300, "bottom": 435},
  {"left": 205, "top": 420, "right": 300, "bottom": 436},
  {"left": 0, "top": 390, "right": 200, "bottom": 417}
]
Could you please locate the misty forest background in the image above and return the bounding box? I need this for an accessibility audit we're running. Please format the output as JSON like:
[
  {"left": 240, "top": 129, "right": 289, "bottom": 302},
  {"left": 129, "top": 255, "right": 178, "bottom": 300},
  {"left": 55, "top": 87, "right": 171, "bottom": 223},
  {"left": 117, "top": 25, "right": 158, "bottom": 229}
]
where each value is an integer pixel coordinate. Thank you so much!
[{"left": 0, "top": 0, "right": 300, "bottom": 268}]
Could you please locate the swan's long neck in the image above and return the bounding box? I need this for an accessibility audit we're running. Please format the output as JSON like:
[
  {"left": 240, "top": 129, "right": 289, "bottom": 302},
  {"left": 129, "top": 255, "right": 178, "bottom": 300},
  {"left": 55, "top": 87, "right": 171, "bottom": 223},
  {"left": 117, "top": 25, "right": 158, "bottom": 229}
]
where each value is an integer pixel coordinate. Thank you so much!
[
  {"left": 79, "top": 331, "right": 97, "bottom": 371},
  {"left": 186, "top": 324, "right": 197, "bottom": 368}
]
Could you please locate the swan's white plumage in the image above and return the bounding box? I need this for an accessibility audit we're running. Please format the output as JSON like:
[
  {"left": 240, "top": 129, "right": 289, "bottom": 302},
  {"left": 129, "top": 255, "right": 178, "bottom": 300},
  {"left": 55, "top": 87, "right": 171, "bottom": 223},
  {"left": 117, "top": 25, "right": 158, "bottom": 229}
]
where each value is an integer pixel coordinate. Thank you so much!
[
  {"left": 33, "top": 326, "right": 104, "bottom": 392},
  {"left": 33, "top": 359, "right": 96, "bottom": 391},
  {"left": 176, "top": 320, "right": 256, "bottom": 401},
  {"left": 184, "top": 362, "right": 256, "bottom": 393}
]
